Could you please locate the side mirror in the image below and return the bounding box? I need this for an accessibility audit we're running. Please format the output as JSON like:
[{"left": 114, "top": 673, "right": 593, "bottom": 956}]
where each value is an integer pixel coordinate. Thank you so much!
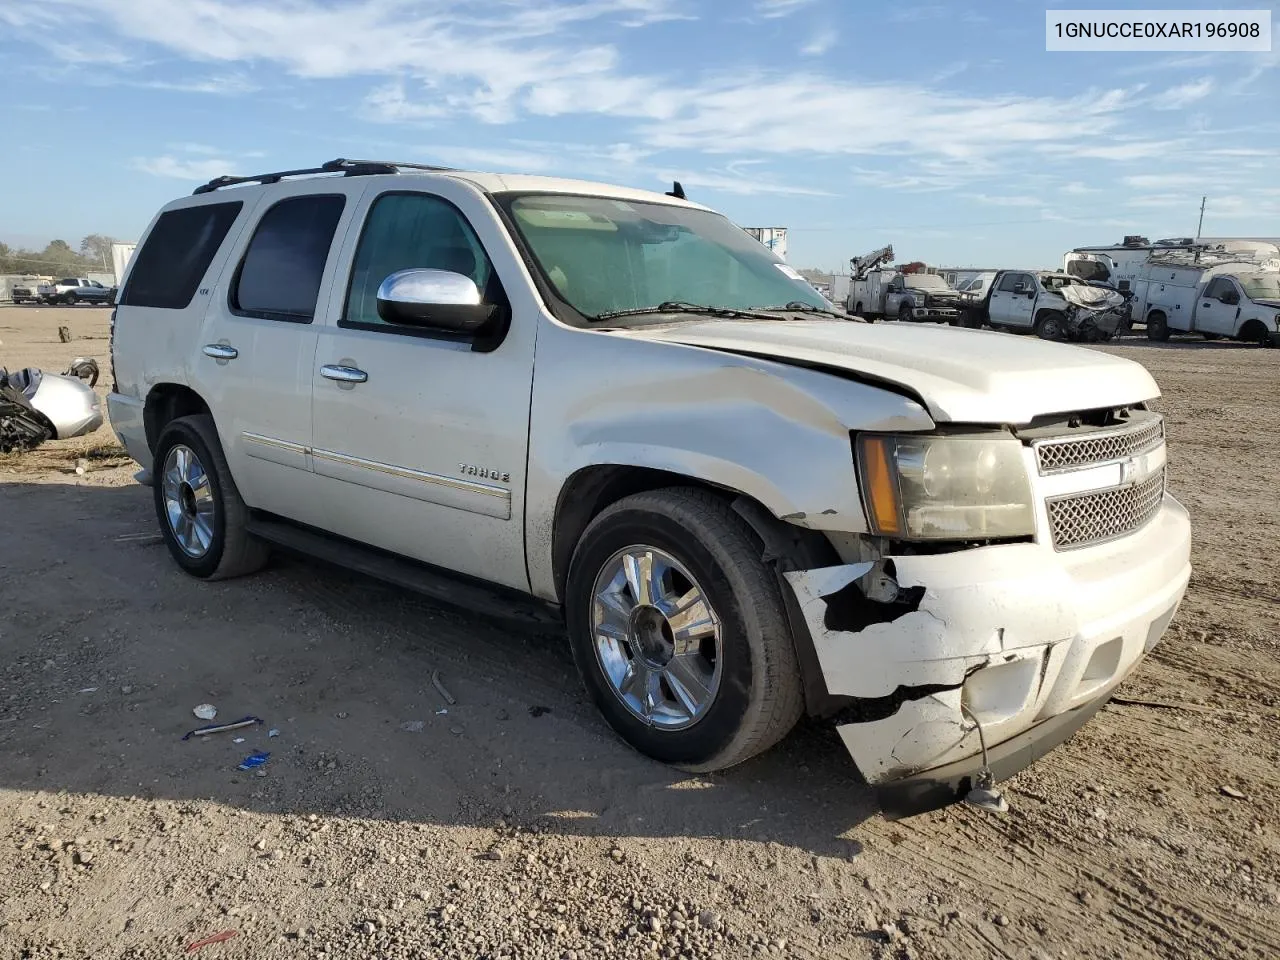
[{"left": 376, "top": 268, "right": 499, "bottom": 334}]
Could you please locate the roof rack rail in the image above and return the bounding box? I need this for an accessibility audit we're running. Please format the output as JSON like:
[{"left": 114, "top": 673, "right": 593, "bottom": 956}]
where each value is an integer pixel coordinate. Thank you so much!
[{"left": 192, "top": 157, "right": 455, "bottom": 195}]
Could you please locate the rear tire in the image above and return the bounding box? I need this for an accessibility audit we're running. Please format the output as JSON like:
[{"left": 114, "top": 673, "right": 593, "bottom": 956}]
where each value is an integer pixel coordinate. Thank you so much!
[
  {"left": 64, "top": 294, "right": 78, "bottom": 306},
  {"left": 152, "top": 415, "right": 269, "bottom": 580},
  {"left": 565, "top": 488, "right": 803, "bottom": 772},
  {"left": 1146, "top": 311, "right": 1170, "bottom": 342}
]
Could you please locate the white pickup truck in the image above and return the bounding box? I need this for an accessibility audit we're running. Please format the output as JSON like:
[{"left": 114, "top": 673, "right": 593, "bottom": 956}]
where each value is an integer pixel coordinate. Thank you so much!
[
  {"left": 107, "top": 159, "right": 1191, "bottom": 816},
  {"left": 1138, "top": 263, "right": 1280, "bottom": 346}
]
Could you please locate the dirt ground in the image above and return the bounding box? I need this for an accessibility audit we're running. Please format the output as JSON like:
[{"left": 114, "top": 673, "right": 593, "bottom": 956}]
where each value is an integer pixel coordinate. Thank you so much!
[{"left": 1, "top": 305, "right": 1277, "bottom": 960}]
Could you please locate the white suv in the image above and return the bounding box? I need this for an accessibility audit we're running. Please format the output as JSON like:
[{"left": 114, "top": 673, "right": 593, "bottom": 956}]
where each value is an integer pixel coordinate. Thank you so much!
[{"left": 108, "top": 158, "right": 1191, "bottom": 816}]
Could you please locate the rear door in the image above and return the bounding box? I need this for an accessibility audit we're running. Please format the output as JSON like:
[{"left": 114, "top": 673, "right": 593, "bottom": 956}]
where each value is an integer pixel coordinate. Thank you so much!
[
  {"left": 308, "top": 180, "right": 537, "bottom": 591},
  {"left": 194, "top": 180, "right": 367, "bottom": 528}
]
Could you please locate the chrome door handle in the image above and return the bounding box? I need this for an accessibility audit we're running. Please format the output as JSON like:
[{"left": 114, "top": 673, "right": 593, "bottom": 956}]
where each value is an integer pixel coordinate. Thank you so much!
[
  {"left": 202, "top": 343, "right": 238, "bottom": 360},
  {"left": 320, "top": 364, "right": 368, "bottom": 384}
]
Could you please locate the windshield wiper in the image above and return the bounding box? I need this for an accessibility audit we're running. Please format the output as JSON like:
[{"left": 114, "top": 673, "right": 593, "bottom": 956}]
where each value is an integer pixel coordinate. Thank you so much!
[
  {"left": 754, "top": 301, "right": 855, "bottom": 319},
  {"left": 590, "top": 301, "right": 777, "bottom": 322}
]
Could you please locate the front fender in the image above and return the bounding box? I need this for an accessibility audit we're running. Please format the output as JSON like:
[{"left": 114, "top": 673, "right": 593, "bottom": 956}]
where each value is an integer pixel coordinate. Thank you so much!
[{"left": 524, "top": 323, "right": 935, "bottom": 600}]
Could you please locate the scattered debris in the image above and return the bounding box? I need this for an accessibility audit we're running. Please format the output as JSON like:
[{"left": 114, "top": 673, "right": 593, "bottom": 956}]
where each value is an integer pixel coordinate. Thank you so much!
[
  {"left": 193, "top": 704, "right": 218, "bottom": 721},
  {"left": 78, "top": 687, "right": 98, "bottom": 694},
  {"left": 57, "top": 326, "right": 72, "bottom": 344},
  {"left": 186, "top": 930, "right": 238, "bottom": 953},
  {"left": 182, "top": 716, "right": 263, "bottom": 741},
  {"left": 431, "top": 669, "right": 457, "bottom": 705},
  {"left": 400, "top": 720, "right": 425, "bottom": 732},
  {"left": 435, "top": 708, "right": 449, "bottom": 716},
  {"left": 232, "top": 737, "right": 245, "bottom": 744},
  {"left": 74, "top": 458, "right": 90, "bottom": 476},
  {"left": 237, "top": 751, "right": 270, "bottom": 771},
  {"left": 63, "top": 357, "right": 99, "bottom": 387},
  {"left": 267, "top": 728, "right": 280, "bottom": 738},
  {"left": 528, "top": 705, "right": 551, "bottom": 718},
  {"left": 449, "top": 725, "right": 465, "bottom": 736},
  {"left": 1221, "top": 785, "right": 1247, "bottom": 799},
  {"left": 336, "top": 711, "right": 349, "bottom": 719}
]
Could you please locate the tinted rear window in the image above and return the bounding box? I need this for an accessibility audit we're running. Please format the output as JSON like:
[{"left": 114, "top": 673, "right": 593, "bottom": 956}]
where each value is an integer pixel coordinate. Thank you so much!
[
  {"left": 121, "top": 202, "right": 242, "bottom": 309},
  {"left": 231, "top": 194, "right": 345, "bottom": 323}
]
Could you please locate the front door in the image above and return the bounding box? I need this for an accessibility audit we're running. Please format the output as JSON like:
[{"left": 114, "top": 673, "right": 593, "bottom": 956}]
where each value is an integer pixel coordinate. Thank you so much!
[
  {"left": 196, "top": 180, "right": 368, "bottom": 530},
  {"left": 309, "top": 183, "right": 537, "bottom": 592},
  {"left": 989, "top": 272, "right": 1036, "bottom": 328},
  {"left": 1195, "top": 277, "right": 1241, "bottom": 336}
]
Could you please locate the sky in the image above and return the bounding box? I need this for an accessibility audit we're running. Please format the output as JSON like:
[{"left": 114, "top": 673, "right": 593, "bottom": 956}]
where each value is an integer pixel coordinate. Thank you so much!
[{"left": 1, "top": 0, "right": 1278, "bottom": 271}]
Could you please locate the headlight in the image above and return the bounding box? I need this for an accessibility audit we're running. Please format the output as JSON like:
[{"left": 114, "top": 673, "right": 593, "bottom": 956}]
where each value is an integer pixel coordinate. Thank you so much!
[{"left": 856, "top": 433, "right": 1035, "bottom": 540}]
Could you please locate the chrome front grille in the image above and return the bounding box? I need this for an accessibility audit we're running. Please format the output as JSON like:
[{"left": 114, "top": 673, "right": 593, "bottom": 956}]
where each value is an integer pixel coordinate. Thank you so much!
[
  {"left": 1033, "top": 416, "right": 1164, "bottom": 475},
  {"left": 1046, "top": 468, "right": 1166, "bottom": 550}
]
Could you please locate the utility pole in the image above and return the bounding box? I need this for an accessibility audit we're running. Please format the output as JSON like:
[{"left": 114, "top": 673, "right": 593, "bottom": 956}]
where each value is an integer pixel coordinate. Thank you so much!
[{"left": 1196, "top": 196, "right": 1206, "bottom": 240}]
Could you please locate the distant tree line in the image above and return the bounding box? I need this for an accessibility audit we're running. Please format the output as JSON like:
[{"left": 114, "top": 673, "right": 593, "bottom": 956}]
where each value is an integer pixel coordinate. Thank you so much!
[{"left": 0, "top": 235, "right": 118, "bottom": 276}]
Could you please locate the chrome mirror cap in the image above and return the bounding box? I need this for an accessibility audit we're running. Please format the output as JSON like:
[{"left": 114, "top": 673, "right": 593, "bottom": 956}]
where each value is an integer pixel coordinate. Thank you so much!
[{"left": 376, "top": 268, "right": 481, "bottom": 307}]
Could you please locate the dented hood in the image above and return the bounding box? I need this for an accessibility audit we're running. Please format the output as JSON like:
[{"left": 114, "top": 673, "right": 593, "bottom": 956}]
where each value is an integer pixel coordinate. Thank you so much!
[{"left": 611, "top": 319, "right": 1160, "bottom": 424}]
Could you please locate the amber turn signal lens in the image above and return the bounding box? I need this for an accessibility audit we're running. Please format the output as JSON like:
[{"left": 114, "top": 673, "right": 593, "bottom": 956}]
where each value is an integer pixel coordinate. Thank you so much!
[{"left": 859, "top": 436, "right": 902, "bottom": 536}]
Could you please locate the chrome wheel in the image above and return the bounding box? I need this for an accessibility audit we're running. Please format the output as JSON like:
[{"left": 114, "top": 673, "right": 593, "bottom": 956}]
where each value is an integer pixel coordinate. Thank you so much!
[
  {"left": 591, "top": 546, "right": 722, "bottom": 730},
  {"left": 161, "top": 444, "right": 215, "bottom": 558}
]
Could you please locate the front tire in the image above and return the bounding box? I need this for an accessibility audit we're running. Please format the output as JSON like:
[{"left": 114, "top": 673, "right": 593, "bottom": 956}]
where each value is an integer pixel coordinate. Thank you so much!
[
  {"left": 1035, "top": 310, "right": 1065, "bottom": 340},
  {"left": 1240, "top": 320, "right": 1273, "bottom": 348},
  {"left": 898, "top": 304, "right": 913, "bottom": 323},
  {"left": 152, "top": 415, "right": 269, "bottom": 580},
  {"left": 565, "top": 488, "right": 803, "bottom": 772}
]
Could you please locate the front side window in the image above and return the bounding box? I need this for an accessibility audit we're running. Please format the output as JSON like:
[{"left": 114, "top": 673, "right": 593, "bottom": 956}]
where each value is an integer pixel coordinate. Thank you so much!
[
  {"left": 59, "top": 278, "right": 79, "bottom": 286},
  {"left": 232, "top": 194, "right": 345, "bottom": 323},
  {"left": 997, "top": 273, "right": 1025, "bottom": 292},
  {"left": 1203, "top": 278, "right": 1229, "bottom": 300},
  {"left": 498, "top": 193, "right": 825, "bottom": 322},
  {"left": 343, "top": 192, "right": 495, "bottom": 329}
]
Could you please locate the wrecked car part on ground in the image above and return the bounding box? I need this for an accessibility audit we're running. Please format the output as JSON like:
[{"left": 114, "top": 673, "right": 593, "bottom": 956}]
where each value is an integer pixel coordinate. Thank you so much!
[
  {"left": 0, "top": 365, "right": 104, "bottom": 453},
  {"left": 106, "top": 159, "right": 1192, "bottom": 818}
]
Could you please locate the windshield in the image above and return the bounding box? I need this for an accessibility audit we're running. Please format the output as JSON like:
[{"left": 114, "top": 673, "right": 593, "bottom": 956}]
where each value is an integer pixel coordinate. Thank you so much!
[
  {"left": 1240, "top": 273, "right": 1280, "bottom": 300},
  {"left": 499, "top": 193, "right": 827, "bottom": 321},
  {"left": 1040, "top": 274, "right": 1082, "bottom": 291},
  {"left": 904, "top": 274, "right": 952, "bottom": 291}
]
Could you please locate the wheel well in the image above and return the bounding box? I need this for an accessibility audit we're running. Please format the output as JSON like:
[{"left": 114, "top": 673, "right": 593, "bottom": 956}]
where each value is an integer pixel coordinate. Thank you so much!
[
  {"left": 1146, "top": 309, "right": 1167, "bottom": 324},
  {"left": 1239, "top": 318, "right": 1266, "bottom": 339},
  {"left": 144, "top": 384, "right": 211, "bottom": 453},
  {"left": 550, "top": 465, "right": 838, "bottom": 600}
]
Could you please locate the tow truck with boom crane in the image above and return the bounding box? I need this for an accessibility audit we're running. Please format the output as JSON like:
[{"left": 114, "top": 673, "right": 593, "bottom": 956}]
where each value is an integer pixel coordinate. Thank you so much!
[{"left": 846, "top": 245, "right": 962, "bottom": 323}]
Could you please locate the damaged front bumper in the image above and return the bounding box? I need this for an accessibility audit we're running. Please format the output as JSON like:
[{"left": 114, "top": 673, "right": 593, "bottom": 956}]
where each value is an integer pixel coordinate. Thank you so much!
[{"left": 783, "top": 494, "right": 1191, "bottom": 816}]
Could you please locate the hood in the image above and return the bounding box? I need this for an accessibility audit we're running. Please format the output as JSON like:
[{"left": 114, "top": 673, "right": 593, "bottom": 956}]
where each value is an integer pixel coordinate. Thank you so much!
[
  {"left": 608, "top": 319, "right": 1159, "bottom": 424},
  {"left": 1060, "top": 285, "right": 1124, "bottom": 311},
  {"left": 1253, "top": 298, "right": 1280, "bottom": 308}
]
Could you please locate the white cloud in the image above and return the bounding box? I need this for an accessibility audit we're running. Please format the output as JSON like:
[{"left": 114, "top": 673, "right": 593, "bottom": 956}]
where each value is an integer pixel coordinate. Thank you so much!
[
  {"left": 5, "top": 0, "right": 1207, "bottom": 180},
  {"left": 1154, "top": 77, "right": 1214, "bottom": 109},
  {"left": 131, "top": 155, "right": 238, "bottom": 180},
  {"left": 800, "top": 30, "right": 836, "bottom": 56},
  {"left": 968, "top": 194, "right": 1041, "bottom": 207},
  {"left": 1053, "top": 140, "right": 1183, "bottom": 161},
  {"left": 1123, "top": 174, "right": 1202, "bottom": 189},
  {"left": 754, "top": 0, "right": 817, "bottom": 18},
  {"left": 1061, "top": 181, "right": 1099, "bottom": 195}
]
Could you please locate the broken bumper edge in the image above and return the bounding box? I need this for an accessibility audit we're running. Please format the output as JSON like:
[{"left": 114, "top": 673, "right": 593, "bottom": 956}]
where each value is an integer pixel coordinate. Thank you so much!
[
  {"left": 874, "top": 692, "right": 1109, "bottom": 820},
  {"left": 106, "top": 392, "right": 149, "bottom": 473}
]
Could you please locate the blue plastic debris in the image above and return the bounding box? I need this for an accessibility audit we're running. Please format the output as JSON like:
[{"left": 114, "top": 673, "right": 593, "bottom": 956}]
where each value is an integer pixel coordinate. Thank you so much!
[{"left": 236, "top": 751, "right": 270, "bottom": 771}]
